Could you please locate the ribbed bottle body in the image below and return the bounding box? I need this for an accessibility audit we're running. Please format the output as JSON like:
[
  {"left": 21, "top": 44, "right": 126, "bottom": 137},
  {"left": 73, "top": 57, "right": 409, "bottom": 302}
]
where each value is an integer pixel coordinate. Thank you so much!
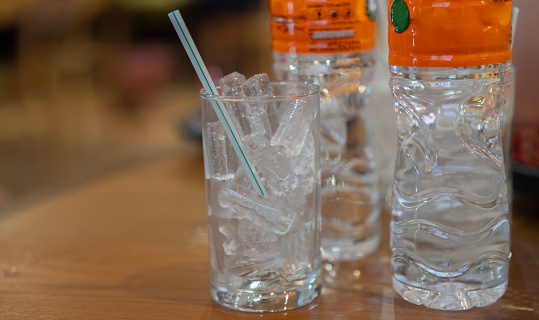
[
  {"left": 274, "top": 51, "right": 381, "bottom": 261},
  {"left": 390, "top": 63, "right": 512, "bottom": 310}
]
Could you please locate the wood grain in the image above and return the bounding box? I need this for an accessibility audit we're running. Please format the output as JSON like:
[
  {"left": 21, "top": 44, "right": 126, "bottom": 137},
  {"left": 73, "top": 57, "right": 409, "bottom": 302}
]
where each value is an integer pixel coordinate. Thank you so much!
[{"left": 0, "top": 152, "right": 537, "bottom": 319}]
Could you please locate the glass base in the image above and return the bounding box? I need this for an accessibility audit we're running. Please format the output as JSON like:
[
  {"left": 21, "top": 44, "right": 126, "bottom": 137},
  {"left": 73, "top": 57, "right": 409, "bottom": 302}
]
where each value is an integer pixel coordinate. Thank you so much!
[
  {"left": 321, "top": 232, "right": 380, "bottom": 262},
  {"left": 393, "top": 278, "right": 508, "bottom": 310},
  {"left": 211, "top": 279, "right": 321, "bottom": 313}
]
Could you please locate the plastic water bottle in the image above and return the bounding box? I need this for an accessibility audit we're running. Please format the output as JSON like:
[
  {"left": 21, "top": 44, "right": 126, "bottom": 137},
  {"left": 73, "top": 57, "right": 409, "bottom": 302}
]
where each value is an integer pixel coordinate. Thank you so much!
[
  {"left": 270, "top": 0, "right": 381, "bottom": 262},
  {"left": 388, "top": 0, "right": 513, "bottom": 310}
]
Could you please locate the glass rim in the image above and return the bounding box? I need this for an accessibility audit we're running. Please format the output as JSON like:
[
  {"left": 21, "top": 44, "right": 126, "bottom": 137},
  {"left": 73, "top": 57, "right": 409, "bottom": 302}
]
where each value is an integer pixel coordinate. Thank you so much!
[{"left": 200, "top": 81, "right": 320, "bottom": 102}]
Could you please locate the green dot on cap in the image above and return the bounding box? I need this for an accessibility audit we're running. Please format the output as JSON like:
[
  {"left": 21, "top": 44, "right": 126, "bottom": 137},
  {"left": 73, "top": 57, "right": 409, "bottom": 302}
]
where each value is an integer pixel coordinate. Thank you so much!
[{"left": 390, "top": 0, "right": 410, "bottom": 33}]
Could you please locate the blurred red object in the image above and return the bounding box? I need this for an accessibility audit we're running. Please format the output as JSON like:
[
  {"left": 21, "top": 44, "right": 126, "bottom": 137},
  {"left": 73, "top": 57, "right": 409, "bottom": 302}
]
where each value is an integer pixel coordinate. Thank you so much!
[
  {"left": 513, "top": 127, "right": 539, "bottom": 168},
  {"left": 117, "top": 42, "right": 175, "bottom": 99}
]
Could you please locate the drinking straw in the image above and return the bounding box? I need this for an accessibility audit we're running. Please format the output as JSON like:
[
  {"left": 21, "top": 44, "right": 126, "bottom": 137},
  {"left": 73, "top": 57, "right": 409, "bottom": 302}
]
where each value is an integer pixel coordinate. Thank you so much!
[{"left": 168, "top": 10, "right": 266, "bottom": 196}]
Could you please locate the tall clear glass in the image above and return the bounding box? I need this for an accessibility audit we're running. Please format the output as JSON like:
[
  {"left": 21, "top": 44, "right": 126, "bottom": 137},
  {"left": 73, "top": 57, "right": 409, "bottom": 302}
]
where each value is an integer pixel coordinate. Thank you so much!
[{"left": 200, "top": 82, "right": 321, "bottom": 312}]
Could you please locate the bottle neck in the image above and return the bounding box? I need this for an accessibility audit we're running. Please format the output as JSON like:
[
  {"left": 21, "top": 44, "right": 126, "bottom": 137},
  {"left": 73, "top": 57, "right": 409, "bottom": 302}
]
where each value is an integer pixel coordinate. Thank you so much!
[
  {"left": 389, "top": 62, "right": 512, "bottom": 80},
  {"left": 272, "top": 50, "right": 376, "bottom": 69}
]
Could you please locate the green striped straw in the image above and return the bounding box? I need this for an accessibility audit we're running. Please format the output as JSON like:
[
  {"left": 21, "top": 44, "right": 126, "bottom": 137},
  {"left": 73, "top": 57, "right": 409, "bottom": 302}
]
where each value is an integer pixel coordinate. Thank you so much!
[{"left": 168, "top": 10, "right": 266, "bottom": 196}]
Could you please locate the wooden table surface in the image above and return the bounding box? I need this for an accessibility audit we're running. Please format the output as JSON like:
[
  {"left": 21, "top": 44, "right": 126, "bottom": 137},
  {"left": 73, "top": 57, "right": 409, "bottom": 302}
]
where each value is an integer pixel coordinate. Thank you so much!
[{"left": 0, "top": 151, "right": 538, "bottom": 319}]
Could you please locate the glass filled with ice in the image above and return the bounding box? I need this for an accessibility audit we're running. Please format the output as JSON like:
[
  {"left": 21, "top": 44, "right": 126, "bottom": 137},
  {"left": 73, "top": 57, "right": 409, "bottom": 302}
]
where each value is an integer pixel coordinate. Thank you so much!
[{"left": 200, "top": 73, "right": 321, "bottom": 313}]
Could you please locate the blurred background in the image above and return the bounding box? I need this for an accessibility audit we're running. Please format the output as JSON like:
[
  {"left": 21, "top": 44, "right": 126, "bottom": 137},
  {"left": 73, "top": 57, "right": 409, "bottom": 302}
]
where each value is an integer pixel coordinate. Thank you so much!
[
  {"left": 0, "top": 0, "right": 537, "bottom": 211},
  {"left": 0, "top": 0, "right": 272, "bottom": 209}
]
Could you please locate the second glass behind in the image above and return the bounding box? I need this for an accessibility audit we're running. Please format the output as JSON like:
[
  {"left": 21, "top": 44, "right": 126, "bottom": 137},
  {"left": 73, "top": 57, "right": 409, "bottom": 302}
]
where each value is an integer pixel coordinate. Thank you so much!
[{"left": 201, "top": 80, "right": 321, "bottom": 312}]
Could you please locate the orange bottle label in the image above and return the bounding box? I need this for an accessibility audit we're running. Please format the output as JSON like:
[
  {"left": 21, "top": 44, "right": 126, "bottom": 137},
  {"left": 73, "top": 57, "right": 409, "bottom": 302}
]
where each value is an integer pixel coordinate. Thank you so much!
[
  {"left": 270, "top": 0, "right": 376, "bottom": 54},
  {"left": 388, "top": 0, "right": 513, "bottom": 68}
]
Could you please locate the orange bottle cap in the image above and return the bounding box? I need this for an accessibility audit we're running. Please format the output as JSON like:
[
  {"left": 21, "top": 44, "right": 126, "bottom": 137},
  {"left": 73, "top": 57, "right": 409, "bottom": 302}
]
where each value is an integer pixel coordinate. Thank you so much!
[
  {"left": 388, "top": 0, "right": 513, "bottom": 67},
  {"left": 270, "top": 0, "right": 377, "bottom": 55}
]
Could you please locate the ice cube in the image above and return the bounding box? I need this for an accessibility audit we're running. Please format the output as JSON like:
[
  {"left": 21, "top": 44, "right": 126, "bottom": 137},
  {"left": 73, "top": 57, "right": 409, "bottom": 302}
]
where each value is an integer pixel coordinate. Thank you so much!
[
  {"left": 245, "top": 73, "right": 274, "bottom": 97},
  {"left": 210, "top": 180, "right": 236, "bottom": 218},
  {"left": 255, "top": 145, "right": 299, "bottom": 197},
  {"left": 238, "top": 219, "right": 278, "bottom": 245},
  {"left": 226, "top": 189, "right": 295, "bottom": 234},
  {"left": 223, "top": 239, "right": 238, "bottom": 255},
  {"left": 219, "top": 72, "right": 246, "bottom": 95},
  {"left": 225, "top": 83, "right": 272, "bottom": 143},
  {"left": 230, "top": 73, "right": 274, "bottom": 141},
  {"left": 279, "top": 225, "right": 314, "bottom": 281},
  {"left": 228, "top": 166, "right": 254, "bottom": 195},
  {"left": 243, "top": 133, "right": 267, "bottom": 153},
  {"left": 219, "top": 224, "right": 238, "bottom": 255},
  {"left": 271, "top": 98, "right": 317, "bottom": 156},
  {"left": 224, "top": 85, "right": 252, "bottom": 141},
  {"left": 224, "top": 244, "right": 281, "bottom": 280},
  {"left": 243, "top": 103, "right": 271, "bottom": 144},
  {"left": 217, "top": 189, "right": 232, "bottom": 208},
  {"left": 205, "top": 122, "right": 235, "bottom": 180},
  {"left": 292, "top": 131, "right": 315, "bottom": 181},
  {"left": 285, "top": 122, "right": 311, "bottom": 156},
  {"left": 269, "top": 149, "right": 292, "bottom": 180},
  {"left": 230, "top": 83, "right": 251, "bottom": 97},
  {"left": 266, "top": 101, "right": 284, "bottom": 137}
]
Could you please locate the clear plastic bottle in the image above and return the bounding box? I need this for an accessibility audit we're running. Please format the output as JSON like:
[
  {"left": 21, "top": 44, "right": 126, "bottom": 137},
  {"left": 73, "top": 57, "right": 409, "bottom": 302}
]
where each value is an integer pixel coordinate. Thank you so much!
[
  {"left": 270, "top": 0, "right": 381, "bottom": 262},
  {"left": 388, "top": 0, "right": 513, "bottom": 310}
]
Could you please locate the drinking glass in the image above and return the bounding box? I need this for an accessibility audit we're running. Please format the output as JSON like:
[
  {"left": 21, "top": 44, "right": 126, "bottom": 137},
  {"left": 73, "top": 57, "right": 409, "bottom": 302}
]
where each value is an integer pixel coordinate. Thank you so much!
[{"left": 200, "top": 81, "right": 321, "bottom": 312}]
